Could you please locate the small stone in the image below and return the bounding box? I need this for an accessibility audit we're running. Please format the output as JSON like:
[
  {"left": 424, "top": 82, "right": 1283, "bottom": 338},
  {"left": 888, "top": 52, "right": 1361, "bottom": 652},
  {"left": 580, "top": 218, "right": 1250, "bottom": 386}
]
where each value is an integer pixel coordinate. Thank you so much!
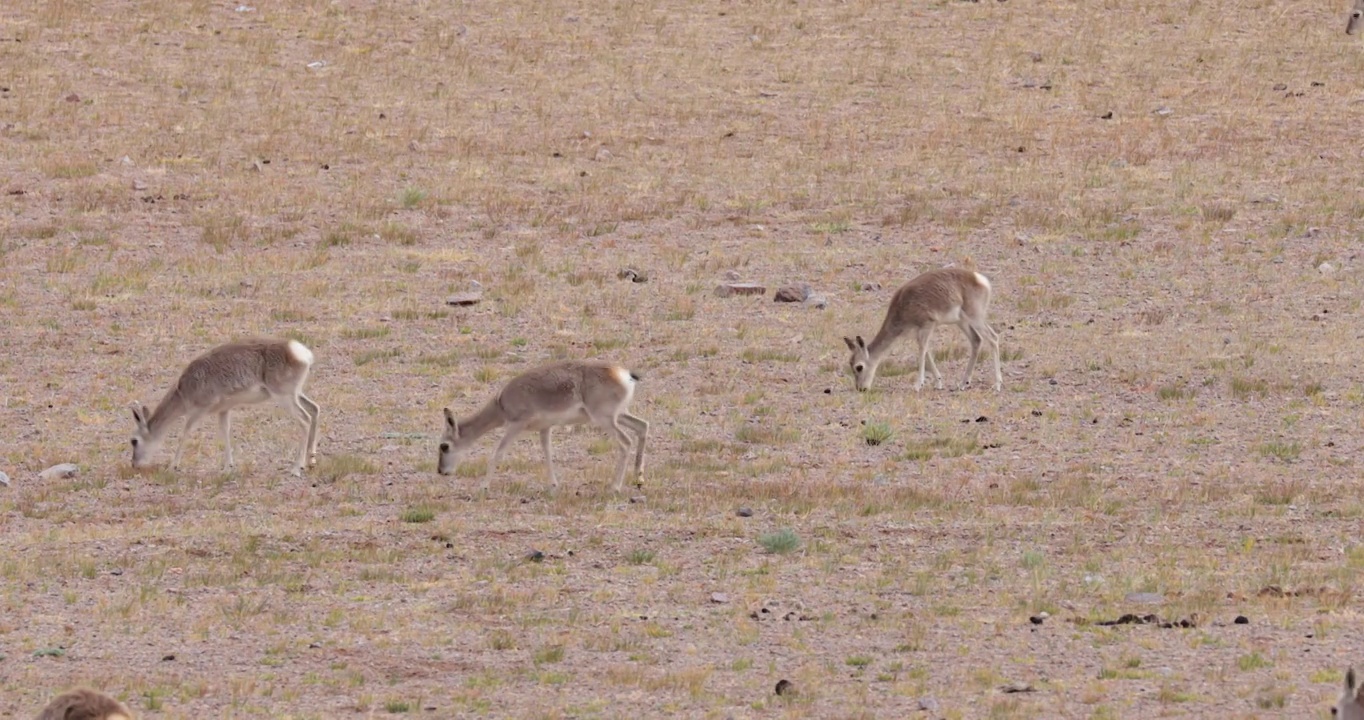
[
  {"left": 774, "top": 679, "right": 795, "bottom": 696},
  {"left": 999, "top": 682, "right": 1034, "bottom": 694},
  {"left": 617, "top": 268, "right": 648, "bottom": 283},
  {"left": 736, "top": 507, "right": 753, "bottom": 517},
  {"left": 1318, "top": 262, "right": 1335, "bottom": 274},
  {"left": 773, "top": 285, "right": 811, "bottom": 303},
  {"left": 131, "top": 180, "right": 148, "bottom": 191},
  {"left": 1234, "top": 615, "right": 1249, "bottom": 625},
  {"left": 629, "top": 495, "right": 645, "bottom": 504},
  {"left": 1153, "top": 106, "right": 1172, "bottom": 116},
  {"left": 1124, "top": 592, "right": 1164, "bottom": 605},
  {"left": 975, "top": 415, "right": 989, "bottom": 423},
  {"left": 917, "top": 697, "right": 940, "bottom": 712},
  {"left": 803, "top": 294, "right": 829, "bottom": 310},
  {"left": 445, "top": 291, "right": 482, "bottom": 306},
  {"left": 710, "top": 592, "right": 730, "bottom": 604},
  {"left": 1029, "top": 614, "right": 1046, "bottom": 625},
  {"left": 525, "top": 550, "right": 545, "bottom": 563},
  {"left": 109, "top": 568, "right": 123, "bottom": 576},
  {"left": 64, "top": 93, "right": 80, "bottom": 103},
  {"left": 39, "top": 463, "right": 79, "bottom": 481},
  {"left": 0, "top": 471, "right": 9, "bottom": 487},
  {"left": 714, "top": 283, "right": 766, "bottom": 298},
  {"left": 857, "top": 282, "right": 882, "bottom": 292},
  {"left": 723, "top": 269, "right": 742, "bottom": 281}
]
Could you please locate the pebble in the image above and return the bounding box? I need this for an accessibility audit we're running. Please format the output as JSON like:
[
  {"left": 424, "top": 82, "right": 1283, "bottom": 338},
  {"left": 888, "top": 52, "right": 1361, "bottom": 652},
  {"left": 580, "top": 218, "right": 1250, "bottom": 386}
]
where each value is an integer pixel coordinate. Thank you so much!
[{"left": 38, "top": 463, "right": 79, "bottom": 481}]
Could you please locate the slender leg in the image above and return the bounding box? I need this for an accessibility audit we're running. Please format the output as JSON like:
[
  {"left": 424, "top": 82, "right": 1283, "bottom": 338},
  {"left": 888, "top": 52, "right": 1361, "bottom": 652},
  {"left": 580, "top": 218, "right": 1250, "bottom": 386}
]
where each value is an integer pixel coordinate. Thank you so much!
[
  {"left": 979, "top": 323, "right": 1003, "bottom": 391},
  {"left": 618, "top": 413, "right": 649, "bottom": 482},
  {"left": 218, "top": 411, "right": 234, "bottom": 472},
  {"left": 173, "top": 410, "right": 207, "bottom": 469},
  {"left": 598, "top": 418, "right": 634, "bottom": 493},
  {"left": 483, "top": 424, "right": 526, "bottom": 491},
  {"left": 959, "top": 323, "right": 983, "bottom": 390},
  {"left": 923, "top": 331, "right": 944, "bottom": 389},
  {"left": 279, "top": 395, "right": 313, "bottom": 476},
  {"left": 913, "top": 327, "right": 935, "bottom": 391},
  {"left": 298, "top": 393, "right": 321, "bottom": 466},
  {"left": 539, "top": 427, "right": 558, "bottom": 488}
]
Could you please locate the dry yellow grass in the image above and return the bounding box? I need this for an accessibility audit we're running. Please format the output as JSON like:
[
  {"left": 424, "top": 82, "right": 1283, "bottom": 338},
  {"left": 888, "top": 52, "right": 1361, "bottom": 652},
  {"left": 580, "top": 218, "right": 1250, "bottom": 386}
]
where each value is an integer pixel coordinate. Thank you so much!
[{"left": 3, "top": 0, "right": 1364, "bottom": 717}]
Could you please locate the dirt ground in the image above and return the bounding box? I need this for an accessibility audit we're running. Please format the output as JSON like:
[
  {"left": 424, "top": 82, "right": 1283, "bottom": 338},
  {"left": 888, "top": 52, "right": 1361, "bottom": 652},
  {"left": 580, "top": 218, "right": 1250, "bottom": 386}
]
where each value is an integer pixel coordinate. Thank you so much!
[{"left": 3, "top": 0, "right": 1364, "bottom": 718}]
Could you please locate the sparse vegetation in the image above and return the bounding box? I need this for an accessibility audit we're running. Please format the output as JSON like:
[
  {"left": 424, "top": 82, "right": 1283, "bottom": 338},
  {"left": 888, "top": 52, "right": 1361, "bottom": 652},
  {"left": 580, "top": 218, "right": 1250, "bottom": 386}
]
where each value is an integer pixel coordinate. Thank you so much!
[{"left": 759, "top": 529, "right": 801, "bottom": 555}]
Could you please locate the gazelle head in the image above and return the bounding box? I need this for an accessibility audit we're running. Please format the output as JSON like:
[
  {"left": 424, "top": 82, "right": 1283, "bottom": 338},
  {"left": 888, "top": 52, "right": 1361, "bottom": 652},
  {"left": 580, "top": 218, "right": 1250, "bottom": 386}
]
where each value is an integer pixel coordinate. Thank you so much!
[
  {"left": 843, "top": 335, "right": 877, "bottom": 392},
  {"left": 1336, "top": 667, "right": 1364, "bottom": 719},
  {"left": 1350, "top": 0, "right": 1364, "bottom": 35},
  {"left": 129, "top": 402, "right": 160, "bottom": 468},
  {"left": 437, "top": 408, "right": 467, "bottom": 476}
]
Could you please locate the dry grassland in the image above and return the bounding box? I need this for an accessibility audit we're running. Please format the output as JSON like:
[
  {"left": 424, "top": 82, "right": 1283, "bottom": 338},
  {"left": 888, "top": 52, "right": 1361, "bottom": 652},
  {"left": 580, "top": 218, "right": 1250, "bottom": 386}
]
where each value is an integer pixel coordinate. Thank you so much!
[{"left": 3, "top": 0, "right": 1364, "bottom": 717}]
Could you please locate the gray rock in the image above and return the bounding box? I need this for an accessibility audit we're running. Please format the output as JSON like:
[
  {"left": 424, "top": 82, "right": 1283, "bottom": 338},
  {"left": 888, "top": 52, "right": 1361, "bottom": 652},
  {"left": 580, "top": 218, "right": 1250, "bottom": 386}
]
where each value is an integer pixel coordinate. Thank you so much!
[
  {"left": 773, "top": 285, "right": 810, "bottom": 302},
  {"left": 714, "top": 283, "right": 766, "bottom": 298},
  {"left": 617, "top": 268, "right": 649, "bottom": 283},
  {"left": 445, "top": 291, "right": 482, "bottom": 306},
  {"left": 1318, "top": 262, "right": 1335, "bottom": 274},
  {"left": 0, "top": 471, "right": 9, "bottom": 487},
  {"left": 803, "top": 294, "right": 829, "bottom": 309},
  {"left": 917, "top": 697, "right": 940, "bottom": 712},
  {"left": 38, "top": 463, "right": 78, "bottom": 481},
  {"left": 710, "top": 592, "right": 730, "bottom": 604}
]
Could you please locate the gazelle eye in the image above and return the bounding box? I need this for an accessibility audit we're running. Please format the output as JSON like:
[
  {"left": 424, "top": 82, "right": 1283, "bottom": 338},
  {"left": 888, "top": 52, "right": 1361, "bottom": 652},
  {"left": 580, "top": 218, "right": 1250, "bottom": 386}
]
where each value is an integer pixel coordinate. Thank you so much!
[
  {"left": 130, "top": 438, "right": 139, "bottom": 447},
  {"left": 439, "top": 443, "right": 451, "bottom": 453},
  {"left": 854, "top": 364, "right": 865, "bottom": 373}
]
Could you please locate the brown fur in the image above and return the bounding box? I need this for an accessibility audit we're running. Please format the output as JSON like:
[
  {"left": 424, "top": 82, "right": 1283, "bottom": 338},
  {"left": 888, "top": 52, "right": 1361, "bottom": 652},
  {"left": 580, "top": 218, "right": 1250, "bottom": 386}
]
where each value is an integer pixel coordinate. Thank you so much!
[
  {"left": 34, "top": 688, "right": 133, "bottom": 720},
  {"left": 843, "top": 267, "right": 1002, "bottom": 392},
  {"left": 438, "top": 360, "right": 648, "bottom": 492},
  {"left": 130, "top": 338, "right": 320, "bottom": 476}
]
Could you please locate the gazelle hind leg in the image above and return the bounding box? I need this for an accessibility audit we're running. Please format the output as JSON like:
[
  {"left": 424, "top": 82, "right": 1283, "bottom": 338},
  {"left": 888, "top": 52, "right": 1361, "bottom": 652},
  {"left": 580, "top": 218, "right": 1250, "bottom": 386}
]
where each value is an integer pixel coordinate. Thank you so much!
[
  {"left": 618, "top": 413, "right": 649, "bottom": 481},
  {"left": 297, "top": 393, "right": 320, "bottom": 466},
  {"left": 979, "top": 322, "right": 1003, "bottom": 390},
  {"left": 958, "top": 323, "right": 983, "bottom": 390}
]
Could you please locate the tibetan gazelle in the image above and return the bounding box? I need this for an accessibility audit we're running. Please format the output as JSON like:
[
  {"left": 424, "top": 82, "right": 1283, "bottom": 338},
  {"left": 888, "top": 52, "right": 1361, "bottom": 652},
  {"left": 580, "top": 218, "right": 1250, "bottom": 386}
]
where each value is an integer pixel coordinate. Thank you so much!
[
  {"left": 1350, "top": 0, "right": 1364, "bottom": 35},
  {"left": 1336, "top": 667, "right": 1364, "bottom": 719},
  {"left": 843, "top": 266, "right": 1002, "bottom": 392},
  {"left": 35, "top": 688, "right": 134, "bottom": 720},
  {"left": 130, "top": 338, "right": 321, "bottom": 477},
  {"left": 438, "top": 360, "right": 649, "bottom": 492}
]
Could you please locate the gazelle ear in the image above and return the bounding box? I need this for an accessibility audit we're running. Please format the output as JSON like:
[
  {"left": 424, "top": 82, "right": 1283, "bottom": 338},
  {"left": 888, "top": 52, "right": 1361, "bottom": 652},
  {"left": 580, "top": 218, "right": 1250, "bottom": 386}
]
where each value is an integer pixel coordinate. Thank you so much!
[
  {"left": 843, "top": 336, "right": 857, "bottom": 351},
  {"left": 1348, "top": 667, "right": 1358, "bottom": 693},
  {"left": 855, "top": 335, "right": 867, "bottom": 349},
  {"left": 130, "top": 403, "right": 145, "bottom": 426},
  {"left": 443, "top": 408, "right": 457, "bottom": 435}
]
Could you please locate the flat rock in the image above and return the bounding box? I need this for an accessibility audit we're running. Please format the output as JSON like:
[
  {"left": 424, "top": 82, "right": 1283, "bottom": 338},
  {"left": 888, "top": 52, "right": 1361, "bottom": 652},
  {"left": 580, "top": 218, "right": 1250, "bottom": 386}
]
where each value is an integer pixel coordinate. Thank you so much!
[
  {"left": 445, "top": 291, "right": 482, "bottom": 306},
  {"left": 710, "top": 592, "right": 730, "bottom": 604},
  {"left": 773, "top": 284, "right": 810, "bottom": 302},
  {"left": 917, "top": 697, "right": 940, "bottom": 712},
  {"left": 714, "top": 283, "right": 766, "bottom": 298},
  {"left": 38, "top": 463, "right": 78, "bottom": 480},
  {"left": 803, "top": 294, "right": 829, "bottom": 309}
]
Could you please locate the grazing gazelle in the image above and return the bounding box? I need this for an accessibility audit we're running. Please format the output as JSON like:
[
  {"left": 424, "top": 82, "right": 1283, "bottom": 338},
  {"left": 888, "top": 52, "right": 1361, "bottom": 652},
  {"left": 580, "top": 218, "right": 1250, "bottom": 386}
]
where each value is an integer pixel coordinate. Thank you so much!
[
  {"left": 438, "top": 360, "right": 649, "bottom": 492},
  {"left": 1336, "top": 667, "right": 1364, "bottom": 719},
  {"left": 130, "top": 338, "right": 320, "bottom": 477},
  {"left": 1350, "top": 0, "right": 1364, "bottom": 35},
  {"left": 843, "top": 266, "right": 1002, "bottom": 393},
  {"left": 35, "top": 687, "right": 134, "bottom": 720}
]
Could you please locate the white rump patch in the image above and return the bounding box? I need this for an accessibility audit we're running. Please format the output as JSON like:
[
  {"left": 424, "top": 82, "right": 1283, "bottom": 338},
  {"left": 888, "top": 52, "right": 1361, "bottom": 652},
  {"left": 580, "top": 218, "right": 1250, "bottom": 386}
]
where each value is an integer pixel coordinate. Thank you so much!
[
  {"left": 973, "top": 272, "right": 991, "bottom": 289},
  {"left": 612, "top": 366, "right": 636, "bottom": 386},
  {"left": 287, "top": 339, "right": 314, "bottom": 365}
]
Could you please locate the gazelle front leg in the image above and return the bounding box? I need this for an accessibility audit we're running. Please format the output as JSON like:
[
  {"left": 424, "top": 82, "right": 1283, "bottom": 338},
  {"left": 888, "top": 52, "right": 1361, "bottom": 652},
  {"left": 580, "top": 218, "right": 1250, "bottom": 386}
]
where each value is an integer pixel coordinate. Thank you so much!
[
  {"left": 173, "top": 410, "right": 208, "bottom": 470},
  {"left": 483, "top": 423, "right": 526, "bottom": 492},
  {"left": 913, "top": 327, "right": 940, "bottom": 391},
  {"left": 218, "top": 411, "right": 235, "bottom": 472},
  {"left": 298, "top": 393, "right": 321, "bottom": 467},
  {"left": 539, "top": 427, "right": 559, "bottom": 488}
]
